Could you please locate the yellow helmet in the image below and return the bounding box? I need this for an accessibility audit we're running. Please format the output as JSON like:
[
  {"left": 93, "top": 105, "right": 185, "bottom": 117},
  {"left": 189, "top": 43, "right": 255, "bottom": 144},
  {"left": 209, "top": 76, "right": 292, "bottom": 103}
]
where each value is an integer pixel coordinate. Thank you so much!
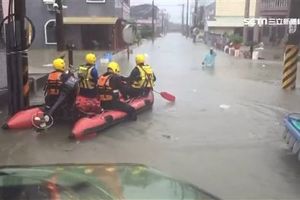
[
  {"left": 107, "top": 61, "right": 120, "bottom": 74},
  {"left": 85, "top": 53, "right": 97, "bottom": 64},
  {"left": 53, "top": 58, "right": 65, "bottom": 71},
  {"left": 135, "top": 54, "right": 145, "bottom": 65}
]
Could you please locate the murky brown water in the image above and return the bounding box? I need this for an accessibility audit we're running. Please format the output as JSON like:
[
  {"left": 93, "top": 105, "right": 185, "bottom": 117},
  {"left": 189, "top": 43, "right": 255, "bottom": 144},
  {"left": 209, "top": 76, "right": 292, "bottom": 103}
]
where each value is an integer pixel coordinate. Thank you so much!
[{"left": 1, "top": 33, "right": 300, "bottom": 200}]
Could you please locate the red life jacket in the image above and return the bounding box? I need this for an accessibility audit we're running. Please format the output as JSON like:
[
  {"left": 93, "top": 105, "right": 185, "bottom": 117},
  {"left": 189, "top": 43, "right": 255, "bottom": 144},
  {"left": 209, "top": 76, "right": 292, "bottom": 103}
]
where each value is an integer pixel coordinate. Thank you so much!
[
  {"left": 98, "top": 74, "right": 115, "bottom": 101},
  {"left": 45, "top": 71, "right": 63, "bottom": 96}
]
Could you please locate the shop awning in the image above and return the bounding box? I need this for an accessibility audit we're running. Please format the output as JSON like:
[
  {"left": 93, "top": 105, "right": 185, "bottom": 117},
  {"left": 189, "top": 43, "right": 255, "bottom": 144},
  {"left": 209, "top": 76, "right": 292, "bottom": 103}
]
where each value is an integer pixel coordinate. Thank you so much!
[{"left": 63, "top": 17, "right": 119, "bottom": 25}]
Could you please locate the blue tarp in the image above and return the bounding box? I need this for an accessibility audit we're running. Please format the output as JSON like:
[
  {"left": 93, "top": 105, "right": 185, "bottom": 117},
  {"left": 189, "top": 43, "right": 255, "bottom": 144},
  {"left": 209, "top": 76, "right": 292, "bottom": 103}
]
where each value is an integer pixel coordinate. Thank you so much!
[
  {"left": 104, "top": 52, "right": 113, "bottom": 61},
  {"left": 95, "top": 52, "right": 113, "bottom": 73}
]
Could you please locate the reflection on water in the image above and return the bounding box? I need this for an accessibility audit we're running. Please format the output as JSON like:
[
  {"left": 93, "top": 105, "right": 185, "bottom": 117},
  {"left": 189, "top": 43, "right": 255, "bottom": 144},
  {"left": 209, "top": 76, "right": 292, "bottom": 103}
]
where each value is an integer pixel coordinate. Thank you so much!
[
  {"left": 0, "top": 164, "right": 219, "bottom": 200},
  {"left": 202, "top": 67, "right": 215, "bottom": 76}
]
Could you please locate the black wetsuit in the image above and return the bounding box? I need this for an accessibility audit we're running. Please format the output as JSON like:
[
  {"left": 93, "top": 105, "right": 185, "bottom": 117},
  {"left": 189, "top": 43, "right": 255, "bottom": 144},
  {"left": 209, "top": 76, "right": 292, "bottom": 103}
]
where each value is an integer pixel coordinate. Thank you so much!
[{"left": 99, "top": 72, "right": 137, "bottom": 120}]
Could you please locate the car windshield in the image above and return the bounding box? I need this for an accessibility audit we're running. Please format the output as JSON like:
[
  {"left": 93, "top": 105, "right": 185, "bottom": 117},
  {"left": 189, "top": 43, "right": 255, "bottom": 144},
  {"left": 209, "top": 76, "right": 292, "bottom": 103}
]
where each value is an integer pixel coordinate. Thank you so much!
[
  {"left": 0, "top": 164, "right": 218, "bottom": 200},
  {"left": 0, "top": 0, "right": 300, "bottom": 199}
]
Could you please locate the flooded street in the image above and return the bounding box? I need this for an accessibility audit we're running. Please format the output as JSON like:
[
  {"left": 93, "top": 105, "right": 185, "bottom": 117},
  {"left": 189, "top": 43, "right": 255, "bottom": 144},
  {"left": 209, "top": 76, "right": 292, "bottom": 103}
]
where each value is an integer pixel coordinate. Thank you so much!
[{"left": 1, "top": 33, "right": 300, "bottom": 199}]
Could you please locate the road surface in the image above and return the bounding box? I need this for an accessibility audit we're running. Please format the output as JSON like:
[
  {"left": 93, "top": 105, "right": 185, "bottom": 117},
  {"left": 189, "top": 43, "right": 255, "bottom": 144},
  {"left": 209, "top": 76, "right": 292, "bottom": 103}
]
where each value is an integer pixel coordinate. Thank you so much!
[{"left": 1, "top": 33, "right": 300, "bottom": 199}]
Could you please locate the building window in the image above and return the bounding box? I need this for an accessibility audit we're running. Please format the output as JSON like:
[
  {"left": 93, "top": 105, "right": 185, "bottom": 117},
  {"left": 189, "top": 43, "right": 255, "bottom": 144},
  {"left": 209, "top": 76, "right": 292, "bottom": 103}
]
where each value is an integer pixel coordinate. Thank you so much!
[
  {"left": 86, "top": 0, "right": 106, "bottom": 3},
  {"left": 44, "top": 19, "right": 57, "bottom": 45},
  {"left": 263, "top": 26, "right": 269, "bottom": 37}
]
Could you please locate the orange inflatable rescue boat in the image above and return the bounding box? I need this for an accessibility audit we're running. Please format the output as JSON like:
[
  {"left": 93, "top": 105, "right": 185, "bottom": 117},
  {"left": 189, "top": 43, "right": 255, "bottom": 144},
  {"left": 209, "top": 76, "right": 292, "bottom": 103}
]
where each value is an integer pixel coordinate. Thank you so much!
[
  {"left": 2, "top": 91, "right": 154, "bottom": 140},
  {"left": 71, "top": 91, "right": 154, "bottom": 140}
]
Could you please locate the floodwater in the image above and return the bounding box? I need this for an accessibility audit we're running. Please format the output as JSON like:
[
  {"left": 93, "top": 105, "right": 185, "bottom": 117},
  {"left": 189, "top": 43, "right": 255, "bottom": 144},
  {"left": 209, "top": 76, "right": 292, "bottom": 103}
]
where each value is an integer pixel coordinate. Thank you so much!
[{"left": 1, "top": 33, "right": 300, "bottom": 199}]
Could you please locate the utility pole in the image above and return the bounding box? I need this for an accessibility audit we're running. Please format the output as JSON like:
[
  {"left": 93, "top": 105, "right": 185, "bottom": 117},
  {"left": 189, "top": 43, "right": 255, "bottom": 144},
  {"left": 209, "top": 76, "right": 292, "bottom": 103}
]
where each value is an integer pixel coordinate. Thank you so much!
[
  {"left": 165, "top": 13, "right": 169, "bottom": 33},
  {"left": 199, "top": 6, "right": 205, "bottom": 29},
  {"left": 243, "top": 0, "right": 250, "bottom": 43},
  {"left": 6, "top": 0, "right": 30, "bottom": 114},
  {"left": 0, "top": 1, "right": 3, "bottom": 48},
  {"left": 194, "top": 0, "right": 198, "bottom": 27},
  {"left": 162, "top": 12, "right": 165, "bottom": 35},
  {"left": 56, "top": 0, "right": 65, "bottom": 51},
  {"left": 181, "top": 4, "right": 185, "bottom": 35},
  {"left": 152, "top": 0, "right": 155, "bottom": 43},
  {"left": 186, "top": 0, "right": 189, "bottom": 38},
  {"left": 282, "top": 0, "right": 300, "bottom": 90}
]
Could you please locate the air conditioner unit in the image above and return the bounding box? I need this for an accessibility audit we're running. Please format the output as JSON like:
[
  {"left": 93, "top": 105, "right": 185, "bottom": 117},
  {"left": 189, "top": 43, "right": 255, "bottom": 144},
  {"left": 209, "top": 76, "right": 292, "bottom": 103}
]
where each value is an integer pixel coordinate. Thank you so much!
[{"left": 43, "top": 0, "right": 55, "bottom": 5}]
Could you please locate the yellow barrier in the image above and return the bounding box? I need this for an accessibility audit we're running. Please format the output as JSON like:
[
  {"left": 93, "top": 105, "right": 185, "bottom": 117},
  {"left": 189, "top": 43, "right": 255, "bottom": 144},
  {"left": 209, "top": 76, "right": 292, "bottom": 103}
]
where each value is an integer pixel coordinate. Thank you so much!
[{"left": 282, "top": 45, "right": 299, "bottom": 90}]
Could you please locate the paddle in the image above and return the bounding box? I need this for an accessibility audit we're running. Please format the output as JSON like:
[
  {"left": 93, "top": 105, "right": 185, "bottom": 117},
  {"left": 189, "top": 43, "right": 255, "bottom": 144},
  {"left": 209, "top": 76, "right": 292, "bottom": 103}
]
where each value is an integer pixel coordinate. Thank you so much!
[{"left": 153, "top": 90, "right": 176, "bottom": 102}]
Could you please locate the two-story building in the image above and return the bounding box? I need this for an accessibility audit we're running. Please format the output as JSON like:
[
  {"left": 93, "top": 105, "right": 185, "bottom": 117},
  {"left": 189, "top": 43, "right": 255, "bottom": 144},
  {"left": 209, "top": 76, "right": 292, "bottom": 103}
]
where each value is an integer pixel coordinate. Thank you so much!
[
  {"left": 203, "top": 0, "right": 257, "bottom": 48},
  {"left": 255, "top": 0, "right": 290, "bottom": 45},
  {"left": 130, "top": 4, "right": 162, "bottom": 37},
  {"left": 25, "top": 0, "right": 130, "bottom": 51},
  {"left": 204, "top": 0, "right": 290, "bottom": 45},
  {"left": 205, "top": 0, "right": 257, "bottom": 36}
]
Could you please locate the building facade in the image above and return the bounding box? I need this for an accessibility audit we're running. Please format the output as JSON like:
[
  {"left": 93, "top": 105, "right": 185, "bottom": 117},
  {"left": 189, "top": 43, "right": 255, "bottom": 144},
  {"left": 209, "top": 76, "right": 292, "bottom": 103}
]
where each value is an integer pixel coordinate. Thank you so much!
[
  {"left": 215, "top": 0, "right": 256, "bottom": 17},
  {"left": 255, "top": 0, "right": 290, "bottom": 45},
  {"left": 205, "top": 0, "right": 257, "bottom": 36},
  {"left": 130, "top": 4, "right": 170, "bottom": 38},
  {"left": 204, "top": 2, "right": 216, "bottom": 21},
  {"left": 204, "top": 0, "right": 292, "bottom": 46},
  {"left": 25, "top": 0, "right": 130, "bottom": 50},
  {"left": 259, "top": 0, "right": 289, "bottom": 16}
]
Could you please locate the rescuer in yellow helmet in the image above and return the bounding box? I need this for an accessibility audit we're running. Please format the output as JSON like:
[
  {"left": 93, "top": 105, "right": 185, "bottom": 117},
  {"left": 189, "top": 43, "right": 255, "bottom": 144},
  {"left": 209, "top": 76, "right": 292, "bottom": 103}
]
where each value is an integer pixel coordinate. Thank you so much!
[
  {"left": 98, "top": 61, "right": 137, "bottom": 121},
  {"left": 44, "top": 58, "right": 68, "bottom": 107},
  {"left": 78, "top": 53, "right": 99, "bottom": 98},
  {"left": 127, "top": 54, "right": 156, "bottom": 97}
]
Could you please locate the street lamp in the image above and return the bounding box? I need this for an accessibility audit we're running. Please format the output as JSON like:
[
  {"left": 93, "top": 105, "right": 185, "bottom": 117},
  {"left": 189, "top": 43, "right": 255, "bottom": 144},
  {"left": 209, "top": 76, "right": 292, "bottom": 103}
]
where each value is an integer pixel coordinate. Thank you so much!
[
  {"left": 55, "top": 0, "right": 65, "bottom": 51},
  {"left": 152, "top": 0, "right": 155, "bottom": 43},
  {"left": 186, "top": 0, "right": 189, "bottom": 38},
  {"left": 180, "top": 4, "right": 185, "bottom": 35}
]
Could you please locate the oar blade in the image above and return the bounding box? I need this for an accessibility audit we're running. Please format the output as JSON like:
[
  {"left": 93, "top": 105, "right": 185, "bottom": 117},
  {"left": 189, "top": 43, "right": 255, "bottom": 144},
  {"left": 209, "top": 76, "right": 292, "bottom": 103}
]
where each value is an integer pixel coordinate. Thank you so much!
[{"left": 160, "top": 92, "right": 176, "bottom": 102}]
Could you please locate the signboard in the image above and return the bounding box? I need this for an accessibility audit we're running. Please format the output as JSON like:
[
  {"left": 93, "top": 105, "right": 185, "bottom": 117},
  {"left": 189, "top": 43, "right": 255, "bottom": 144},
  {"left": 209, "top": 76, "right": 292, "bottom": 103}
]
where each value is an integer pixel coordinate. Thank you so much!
[{"left": 122, "top": 24, "right": 136, "bottom": 44}]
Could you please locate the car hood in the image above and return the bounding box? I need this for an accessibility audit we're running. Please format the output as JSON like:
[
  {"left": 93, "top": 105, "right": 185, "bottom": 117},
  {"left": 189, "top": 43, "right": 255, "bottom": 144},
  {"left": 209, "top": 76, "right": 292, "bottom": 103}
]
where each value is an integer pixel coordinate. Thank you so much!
[{"left": 0, "top": 163, "right": 220, "bottom": 200}]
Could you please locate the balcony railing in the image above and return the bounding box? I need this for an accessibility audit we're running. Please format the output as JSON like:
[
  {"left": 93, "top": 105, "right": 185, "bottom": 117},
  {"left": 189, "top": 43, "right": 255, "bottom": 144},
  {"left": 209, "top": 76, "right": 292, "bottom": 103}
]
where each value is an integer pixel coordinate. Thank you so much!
[{"left": 261, "top": 0, "right": 289, "bottom": 9}]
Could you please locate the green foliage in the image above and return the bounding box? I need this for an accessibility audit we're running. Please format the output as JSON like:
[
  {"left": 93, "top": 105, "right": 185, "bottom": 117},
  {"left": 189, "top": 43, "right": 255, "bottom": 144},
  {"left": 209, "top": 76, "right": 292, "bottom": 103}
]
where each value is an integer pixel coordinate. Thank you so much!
[{"left": 229, "top": 34, "right": 243, "bottom": 44}]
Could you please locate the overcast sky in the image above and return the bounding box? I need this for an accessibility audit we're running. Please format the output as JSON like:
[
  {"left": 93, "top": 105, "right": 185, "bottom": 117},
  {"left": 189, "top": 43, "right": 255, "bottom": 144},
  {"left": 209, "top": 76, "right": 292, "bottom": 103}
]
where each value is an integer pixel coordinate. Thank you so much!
[{"left": 130, "top": 0, "right": 215, "bottom": 23}]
